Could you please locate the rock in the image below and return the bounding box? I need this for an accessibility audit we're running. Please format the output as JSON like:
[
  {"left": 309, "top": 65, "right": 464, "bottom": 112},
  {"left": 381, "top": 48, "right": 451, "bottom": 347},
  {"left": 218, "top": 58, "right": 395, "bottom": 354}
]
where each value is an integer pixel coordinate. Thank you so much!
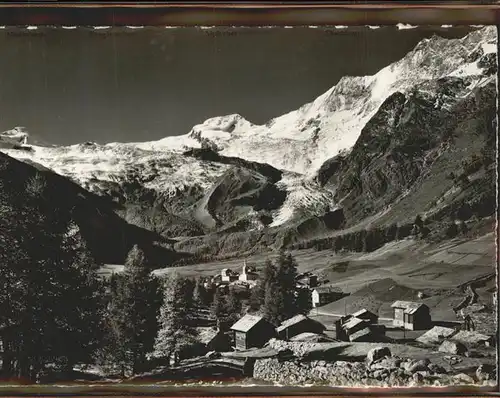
[
  {"left": 476, "top": 364, "right": 496, "bottom": 382},
  {"left": 428, "top": 363, "right": 447, "bottom": 374},
  {"left": 413, "top": 372, "right": 424, "bottom": 384},
  {"left": 372, "top": 369, "right": 388, "bottom": 380},
  {"left": 439, "top": 340, "right": 468, "bottom": 355},
  {"left": 453, "top": 373, "right": 475, "bottom": 384},
  {"left": 370, "top": 357, "right": 401, "bottom": 371},
  {"left": 366, "top": 346, "right": 391, "bottom": 365},
  {"left": 406, "top": 359, "right": 431, "bottom": 373},
  {"left": 416, "top": 370, "right": 432, "bottom": 378}
]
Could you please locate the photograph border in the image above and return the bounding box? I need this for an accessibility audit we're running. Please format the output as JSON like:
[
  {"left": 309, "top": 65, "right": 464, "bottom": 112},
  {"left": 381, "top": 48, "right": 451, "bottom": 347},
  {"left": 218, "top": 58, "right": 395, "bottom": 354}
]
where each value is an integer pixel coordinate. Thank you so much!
[{"left": 0, "top": 1, "right": 498, "bottom": 397}]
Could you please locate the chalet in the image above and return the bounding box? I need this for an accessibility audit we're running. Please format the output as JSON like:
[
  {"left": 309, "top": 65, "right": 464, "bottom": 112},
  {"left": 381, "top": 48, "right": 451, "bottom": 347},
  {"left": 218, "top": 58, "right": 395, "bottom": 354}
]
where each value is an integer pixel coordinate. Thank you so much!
[
  {"left": 238, "top": 261, "right": 258, "bottom": 282},
  {"left": 311, "top": 286, "right": 344, "bottom": 308},
  {"left": 276, "top": 314, "right": 326, "bottom": 340},
  {"left": 351, "top": 309, "right": 378, "bottom": 324},
  {"left": 335, "top": 313, "right": 385, "bottom": 342},
  {"left": 342, "top": 316, "right": 370, "bottom": 336},
  {"left": 391, "top": 301, "right": 431, "bottom": 330},
  {"left": 230, "top": 314, "right": 276, "bottom": 350},
  {"left": 221, "top": 268, "right": 238, "bottom": 283}
]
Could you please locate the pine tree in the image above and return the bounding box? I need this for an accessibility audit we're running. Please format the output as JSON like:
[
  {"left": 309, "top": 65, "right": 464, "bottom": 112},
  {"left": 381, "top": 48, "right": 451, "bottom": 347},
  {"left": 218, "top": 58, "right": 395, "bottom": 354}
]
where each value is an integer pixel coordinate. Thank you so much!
[
  {"left": 0, "top": 173, "right": 107, "bottom": 380},
  {"left": 248, "top": 259, "right": 275, "bottom": 312},
  {"left": 180, "top": 277, "right": 195, "bottom": 313},
  {"left": 193, "top": 277, "right": 207, "bottom": 307},
  {"left": 211, "top": 287, "right": 226, "bottom": 322},
  {"left": 248, "top": 281, "right": 264, "bottom": 312},
  {"left": 225, "top": 288, "right": 242, "bottom": 324},
  {"left": 262, "top": 251, "right": 300, "bottom": 325},
  {"left": 152, "top": 273, "right": 198, "bottom": 366},
  {"left": 263, "top": 282, "right": 284, "bottom": 326},
  {"left": 108, "top": 245, "right": 162, "bottom": 375}
]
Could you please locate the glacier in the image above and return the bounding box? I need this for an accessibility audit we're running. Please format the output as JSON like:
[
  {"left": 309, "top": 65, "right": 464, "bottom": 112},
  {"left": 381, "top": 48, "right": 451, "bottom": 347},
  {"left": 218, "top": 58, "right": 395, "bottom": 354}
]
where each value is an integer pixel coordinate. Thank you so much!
[{"left": 0, "top": 26, "right": 496, "bottom": 228}]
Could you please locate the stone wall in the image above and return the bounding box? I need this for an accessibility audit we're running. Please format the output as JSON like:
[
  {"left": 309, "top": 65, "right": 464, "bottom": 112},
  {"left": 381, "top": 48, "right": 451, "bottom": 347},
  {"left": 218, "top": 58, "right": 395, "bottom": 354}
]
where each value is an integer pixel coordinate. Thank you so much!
[{"left": 253, "top": 350, "right": 496, "bottom": 387}]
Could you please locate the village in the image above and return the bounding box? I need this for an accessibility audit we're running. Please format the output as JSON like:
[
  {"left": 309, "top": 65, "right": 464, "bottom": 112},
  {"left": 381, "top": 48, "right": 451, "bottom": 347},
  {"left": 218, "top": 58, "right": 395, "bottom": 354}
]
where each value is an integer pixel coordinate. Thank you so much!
[{"left": 144, "top": 259, "right": 497, "bottom": 386}]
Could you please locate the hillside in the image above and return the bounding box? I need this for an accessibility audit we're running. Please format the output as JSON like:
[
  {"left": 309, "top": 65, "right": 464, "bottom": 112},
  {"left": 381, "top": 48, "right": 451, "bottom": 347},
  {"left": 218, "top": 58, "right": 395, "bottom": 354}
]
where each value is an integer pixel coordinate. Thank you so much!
[{"left": 0, "top": 151, "right": 188, "bottom": 266}]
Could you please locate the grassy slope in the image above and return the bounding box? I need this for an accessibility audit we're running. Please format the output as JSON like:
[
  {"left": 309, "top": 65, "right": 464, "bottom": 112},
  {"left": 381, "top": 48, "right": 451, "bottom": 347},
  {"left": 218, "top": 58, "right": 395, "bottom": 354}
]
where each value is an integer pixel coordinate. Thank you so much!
[{"left": 151, "top": 232, "right": 495, "bottom": 327}]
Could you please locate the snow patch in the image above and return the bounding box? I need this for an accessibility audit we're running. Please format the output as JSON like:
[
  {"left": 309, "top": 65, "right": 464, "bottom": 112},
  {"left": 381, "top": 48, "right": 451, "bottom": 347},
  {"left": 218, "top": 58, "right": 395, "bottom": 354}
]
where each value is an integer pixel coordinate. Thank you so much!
[
  {"left": 397, "top": 23, "right": 417, "bottom": 30},
  {"left": 270, "top": 173, "right": 336, "bottom": 227}
]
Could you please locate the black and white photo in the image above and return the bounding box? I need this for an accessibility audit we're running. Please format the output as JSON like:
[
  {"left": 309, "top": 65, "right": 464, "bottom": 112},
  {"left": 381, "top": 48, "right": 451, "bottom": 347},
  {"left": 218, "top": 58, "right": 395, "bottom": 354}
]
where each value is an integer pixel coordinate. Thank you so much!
[{"left": 0, "top": 24, "right": 497, "bottom": 388}]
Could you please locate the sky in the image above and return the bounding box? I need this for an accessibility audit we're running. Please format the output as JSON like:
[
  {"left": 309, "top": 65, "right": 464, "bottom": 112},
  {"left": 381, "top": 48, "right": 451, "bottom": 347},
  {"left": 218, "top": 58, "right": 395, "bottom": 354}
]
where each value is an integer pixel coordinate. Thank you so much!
[{"left": 0, "top": 25, "right": 478, "bottom": 146}]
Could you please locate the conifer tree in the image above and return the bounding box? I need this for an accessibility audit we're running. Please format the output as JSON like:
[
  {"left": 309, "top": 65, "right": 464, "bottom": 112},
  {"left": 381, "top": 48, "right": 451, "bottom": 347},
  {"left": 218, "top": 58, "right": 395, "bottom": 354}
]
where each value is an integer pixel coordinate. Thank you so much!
[
  {"left": 262, "top": 252, "right": 301, "bottom": 325},
  {"left": 108, "top": 244, "right": 162, "bottom": 375},
  {"left": 263, "top": 283, "right": 285, "bottom": 326},
  {"left": 211, "top": 287, "right": 226, "bottom": 322},
  {"left": 193, "top": 277, "right": 207, "bottom": 307},
  {"left": 225, "top": 288, "right": 242, "bottom": 324},
  {"left": 0, "top": 173, "right": 107, "bottom": 380},
  {"left": 152, "top": 273, "right": 198, "bottom": 366}
]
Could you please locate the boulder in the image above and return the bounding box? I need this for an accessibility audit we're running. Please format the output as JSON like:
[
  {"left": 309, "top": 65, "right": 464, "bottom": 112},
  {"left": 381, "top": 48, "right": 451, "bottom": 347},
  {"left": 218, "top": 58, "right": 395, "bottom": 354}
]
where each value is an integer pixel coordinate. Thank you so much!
[
  {"left": 369, "top": 357, "right": 401, "bottom": 371},
  {"left": 404, "top": 358, "right": 431, "bottom": 373},
  {"left": 366, "top": 346, "right": 391, "bottom": 365},
  {"left": 453, "top": 373, "right": 475, "bottom": 385},
  {"left": 438, "top": 340, "right": 468, "bottom": 355}
]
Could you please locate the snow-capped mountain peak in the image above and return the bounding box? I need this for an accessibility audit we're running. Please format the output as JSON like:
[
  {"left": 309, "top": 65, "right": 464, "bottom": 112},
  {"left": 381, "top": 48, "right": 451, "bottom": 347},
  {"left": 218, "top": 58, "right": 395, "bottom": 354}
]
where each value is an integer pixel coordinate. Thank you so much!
[
  {"left": 0, "top": 26, "right": 496, "bottom": 229},
  {"left": 139, "top": 26, "right": 496, "bottom": 175}
]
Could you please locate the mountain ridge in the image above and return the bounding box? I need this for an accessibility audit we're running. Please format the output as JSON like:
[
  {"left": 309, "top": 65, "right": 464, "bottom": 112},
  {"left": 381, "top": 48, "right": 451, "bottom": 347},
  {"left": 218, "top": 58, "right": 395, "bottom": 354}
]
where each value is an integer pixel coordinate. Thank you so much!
[{"left": 0, "top": 26, "right": 496, "bottom": 260}]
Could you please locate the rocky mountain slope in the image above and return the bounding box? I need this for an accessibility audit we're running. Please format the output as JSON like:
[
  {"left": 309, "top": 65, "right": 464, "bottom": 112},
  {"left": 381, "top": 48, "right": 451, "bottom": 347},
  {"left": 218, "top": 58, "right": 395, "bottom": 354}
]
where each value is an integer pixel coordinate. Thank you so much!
[
  {"left": 318, "top": 70, "right": 497, "bottom": 226},
  {"left": 0, "top": 26, "right": 496, "bottom": 261},
  {"left": 0, "top": 151, "right": 187, "bottom": 266}
]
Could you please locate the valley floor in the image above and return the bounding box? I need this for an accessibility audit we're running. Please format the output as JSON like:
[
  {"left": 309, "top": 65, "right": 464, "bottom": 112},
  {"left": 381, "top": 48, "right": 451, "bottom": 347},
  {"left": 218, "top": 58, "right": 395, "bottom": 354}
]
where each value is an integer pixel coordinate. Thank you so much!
[{"left": 90, "top": 231, "right": 497, "bottom": 387}]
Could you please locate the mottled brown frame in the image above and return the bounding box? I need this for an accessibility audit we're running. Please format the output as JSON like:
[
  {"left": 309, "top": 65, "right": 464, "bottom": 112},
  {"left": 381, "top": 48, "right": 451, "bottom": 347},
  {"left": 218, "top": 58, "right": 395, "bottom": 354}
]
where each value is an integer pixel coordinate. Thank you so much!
[{"left": 0, "top": 1, "right": 498, "bottom": 397}]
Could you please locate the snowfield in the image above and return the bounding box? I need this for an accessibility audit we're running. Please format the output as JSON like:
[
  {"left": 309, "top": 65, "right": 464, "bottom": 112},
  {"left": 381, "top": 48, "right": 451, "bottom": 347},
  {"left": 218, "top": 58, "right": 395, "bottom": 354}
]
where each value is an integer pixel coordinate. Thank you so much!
[{"left": 1, "top": 26, "right": 496, "bottom": 227}]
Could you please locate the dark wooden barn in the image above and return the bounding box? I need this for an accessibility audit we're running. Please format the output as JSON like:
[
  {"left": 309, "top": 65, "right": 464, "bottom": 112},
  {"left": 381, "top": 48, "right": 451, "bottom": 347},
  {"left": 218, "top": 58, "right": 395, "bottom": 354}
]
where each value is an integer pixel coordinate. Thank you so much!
[
  {"left": 351, "top": 308, "right": 378, "bottom": 324},
  {"left": 391, "top": 301, "right": 431, "bottom": 330},
  {"left": 230, "top": 314, "right": 276, "bottom": 350}
]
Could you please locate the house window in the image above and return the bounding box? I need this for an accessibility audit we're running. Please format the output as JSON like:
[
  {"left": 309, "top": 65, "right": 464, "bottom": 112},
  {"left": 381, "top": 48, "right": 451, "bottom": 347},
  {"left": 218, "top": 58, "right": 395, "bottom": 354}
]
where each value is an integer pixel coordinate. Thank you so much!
[{"left": 235, "top": 332, "right": 246, "bottom": 349}]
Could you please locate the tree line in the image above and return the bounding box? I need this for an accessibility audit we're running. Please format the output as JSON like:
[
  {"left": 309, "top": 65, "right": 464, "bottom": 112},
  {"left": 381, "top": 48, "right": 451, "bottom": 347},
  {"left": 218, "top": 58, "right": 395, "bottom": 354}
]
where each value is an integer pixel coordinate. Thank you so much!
[{"left": 1, "top": 173, "right": 310, "bottom": 381}]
